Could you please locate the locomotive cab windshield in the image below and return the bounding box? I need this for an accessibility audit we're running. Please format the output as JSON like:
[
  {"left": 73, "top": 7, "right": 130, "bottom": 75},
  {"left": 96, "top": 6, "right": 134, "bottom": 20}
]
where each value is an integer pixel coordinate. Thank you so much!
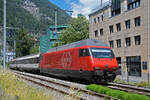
[
  {"left": 90, "top": 48, "right": 115, "bottom": 58},
  {"left": 79, "top": 48, "right": 115, "bottom": 58}
]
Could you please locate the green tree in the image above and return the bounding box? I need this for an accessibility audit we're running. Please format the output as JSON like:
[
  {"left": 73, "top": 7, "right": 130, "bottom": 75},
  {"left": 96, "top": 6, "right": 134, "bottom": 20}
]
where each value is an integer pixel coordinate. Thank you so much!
[
  {"left": 55, "top": 16, "right": 89, "bottom": 46},
  {"left": 16, "top": 29, "right": 32, "bottom": 57},
  {"left": 30, "top": 45, "right": 39, "bottom": 54}
]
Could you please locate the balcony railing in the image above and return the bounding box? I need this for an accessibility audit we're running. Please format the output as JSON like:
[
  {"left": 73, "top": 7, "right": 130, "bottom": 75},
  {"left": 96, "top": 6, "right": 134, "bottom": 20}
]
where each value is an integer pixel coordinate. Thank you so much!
[{"left": 91, "top": 0, "right": 112, "bottom": 14}]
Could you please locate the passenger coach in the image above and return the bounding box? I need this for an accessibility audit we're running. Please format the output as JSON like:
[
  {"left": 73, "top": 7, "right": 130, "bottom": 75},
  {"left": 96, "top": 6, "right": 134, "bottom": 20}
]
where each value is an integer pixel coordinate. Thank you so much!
[{"left": 9, "top": 54, "right": 39, "bottom": 72}]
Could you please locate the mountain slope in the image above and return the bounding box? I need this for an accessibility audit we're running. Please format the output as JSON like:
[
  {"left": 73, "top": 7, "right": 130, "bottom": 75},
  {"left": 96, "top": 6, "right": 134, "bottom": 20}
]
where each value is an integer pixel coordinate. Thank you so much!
[{"left": 0, "top": 0, "right": 71, "bottom": 34}]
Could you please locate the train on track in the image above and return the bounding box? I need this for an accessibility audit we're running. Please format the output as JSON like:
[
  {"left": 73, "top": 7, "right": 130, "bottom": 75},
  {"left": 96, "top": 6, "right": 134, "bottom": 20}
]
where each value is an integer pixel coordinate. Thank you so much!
[{"left": 9, "top": 39, "right": 120, "bottom": 83}]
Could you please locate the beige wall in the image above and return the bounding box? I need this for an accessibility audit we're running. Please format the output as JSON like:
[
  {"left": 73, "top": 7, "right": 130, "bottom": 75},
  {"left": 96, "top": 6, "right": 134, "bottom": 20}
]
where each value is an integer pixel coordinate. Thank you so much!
[{"left": 89, "top": 0, "right": 150, "bottom": 82}]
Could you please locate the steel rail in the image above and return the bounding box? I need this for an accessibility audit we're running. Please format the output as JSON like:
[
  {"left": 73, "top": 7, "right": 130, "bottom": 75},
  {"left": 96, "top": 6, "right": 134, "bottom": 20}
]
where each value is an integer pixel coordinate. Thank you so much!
[
  {"left": 15, "top": 72, "right": 86, "bottom": 100},
  {"left": 108, "top": 83, "right": 150, "bottom": 97},
  {"left": 12, "top": 70, "right": 119, "bottom": 100}
]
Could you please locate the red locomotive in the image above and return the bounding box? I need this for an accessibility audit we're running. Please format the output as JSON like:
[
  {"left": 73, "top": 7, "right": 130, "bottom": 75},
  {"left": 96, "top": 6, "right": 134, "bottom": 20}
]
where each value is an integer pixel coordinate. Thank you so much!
[{"left": 40, "top": 39, "right": 120, "bottom": 83}]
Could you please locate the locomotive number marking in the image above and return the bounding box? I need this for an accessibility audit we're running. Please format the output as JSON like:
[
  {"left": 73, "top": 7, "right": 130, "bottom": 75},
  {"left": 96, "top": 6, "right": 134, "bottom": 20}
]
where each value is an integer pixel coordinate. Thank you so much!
[{"left": 61, "top": 52, "right": 72, "bottom": 68}]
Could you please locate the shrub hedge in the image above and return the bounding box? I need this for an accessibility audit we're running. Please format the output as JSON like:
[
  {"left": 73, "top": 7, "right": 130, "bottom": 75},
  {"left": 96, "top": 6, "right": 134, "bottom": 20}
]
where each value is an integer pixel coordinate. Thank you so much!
[{"left": 86, "top": 84, "right": 150, "bottom": 100}]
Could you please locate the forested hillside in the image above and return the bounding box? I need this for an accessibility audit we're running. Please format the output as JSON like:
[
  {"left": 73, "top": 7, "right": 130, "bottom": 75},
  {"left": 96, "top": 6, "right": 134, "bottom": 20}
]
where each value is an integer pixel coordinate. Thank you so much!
[{"left": 0, "top": 0, "right": 71, "bottom": 34}]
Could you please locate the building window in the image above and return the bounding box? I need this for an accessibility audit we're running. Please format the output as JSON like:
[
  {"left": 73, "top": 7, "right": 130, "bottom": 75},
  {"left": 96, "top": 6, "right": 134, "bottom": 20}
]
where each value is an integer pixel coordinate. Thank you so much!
[
  {"left": 134, "top": 16, "right": 141, "bottom": 27},
  {"left": 128, "top": 0, "right": 140, "bottom": 10},
  {"left": 116, "top": 39, "right": 121, "bottom": 48},
  {"left": 109, "top": 25, "right": 114, "bottom": 33},
  {"left": 125, "top": 20, "right": 130, "bottom": 29},
  {"left": 101, "top": 15, "right": 103, "bottom": 21},
  {"left": 116, "top": 57, "right": 122, "bottom": 75},
  {"left": 98, "top": 17, "right": 100, "bottom": 22},
  {"left": 100, "top": 29, "right": 103, "bottom": 36},
  {"left": 111, "top": 9, "right": 121, "bottom": 17},
  {"left": 125, "top": 37, "right": 131, "bottom": 47},
  {"left": 111, "top": 0, "right": 121, "bottom": 17},
  {"left": 126, "top": 56, "right": 141, "bottom": 77},
  {"left": 116, "top": 23, "right": 121, "bottom": 32},
  {"left": 94, "top": 30, "right": 98, "bottom": 37},
  {"left": 134, "top": 35, "right": 141, "bottom": 45},
  {"left": 94, "top": 18, "right": 96, "bottom": 24},
  {"left": 109, "top": 40, "right": 114, "bottom": 48}
]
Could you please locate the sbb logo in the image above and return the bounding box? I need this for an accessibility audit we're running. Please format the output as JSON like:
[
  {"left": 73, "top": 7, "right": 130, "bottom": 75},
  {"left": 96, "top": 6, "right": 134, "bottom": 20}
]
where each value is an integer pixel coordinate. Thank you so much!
[{"left": 61, "top": 52, "right": 72, "bottom": 68}]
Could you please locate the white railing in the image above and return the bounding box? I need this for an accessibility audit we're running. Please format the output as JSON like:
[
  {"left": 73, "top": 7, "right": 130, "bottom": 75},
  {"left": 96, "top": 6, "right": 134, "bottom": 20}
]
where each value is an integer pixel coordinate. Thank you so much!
[{"left": 91, "top": 0, "right": 112, "bottom": 13}]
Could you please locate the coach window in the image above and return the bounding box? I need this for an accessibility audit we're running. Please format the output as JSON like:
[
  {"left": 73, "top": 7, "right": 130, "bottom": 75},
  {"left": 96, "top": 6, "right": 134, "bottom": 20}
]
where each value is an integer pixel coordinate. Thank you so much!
[
  {"left": 25, "top": 59, "right": 28, "bottom": 64},
  {"left": 79, "top": 49, "right": 90, "bottom": 57},
  {"left": 30, "top": 58, "right": 34, "bottom": 64},
  {"left": 36, "top": 58, "right": 39, "bottom": 63},
  {"left": 18, "top": 60, "right": 21, "bottom": 64}
]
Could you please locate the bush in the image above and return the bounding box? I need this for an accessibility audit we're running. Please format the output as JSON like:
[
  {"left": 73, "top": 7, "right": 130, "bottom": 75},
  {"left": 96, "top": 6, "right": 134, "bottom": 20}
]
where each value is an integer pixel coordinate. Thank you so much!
[
  {"left": 136, "top": 81, "right": 150, "bottom": 88},
  {"left": 86, "top": 84, "right": 150, "bottom": 100}
]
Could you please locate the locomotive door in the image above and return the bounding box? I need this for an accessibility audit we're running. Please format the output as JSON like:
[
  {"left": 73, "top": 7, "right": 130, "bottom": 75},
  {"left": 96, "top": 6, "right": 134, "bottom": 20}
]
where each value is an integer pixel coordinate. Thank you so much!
[{"left": 79, "top": 48, "right": 90, "bottom": 70}]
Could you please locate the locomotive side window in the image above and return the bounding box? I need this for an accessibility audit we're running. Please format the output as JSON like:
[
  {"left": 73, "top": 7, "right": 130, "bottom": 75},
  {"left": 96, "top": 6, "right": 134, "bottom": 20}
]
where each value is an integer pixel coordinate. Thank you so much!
[
  {"left": 79, "top": 49, "right": 90, "bottom": 57},
  {"left": 91, "top": 48, "right": 115, "bottom": 58}
]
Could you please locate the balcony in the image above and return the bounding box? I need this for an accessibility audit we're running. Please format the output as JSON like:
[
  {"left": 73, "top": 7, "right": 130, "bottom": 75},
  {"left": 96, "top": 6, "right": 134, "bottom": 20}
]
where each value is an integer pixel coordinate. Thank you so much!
[{"left": 91, "top": 0, "right": 112, "bottom": 14}]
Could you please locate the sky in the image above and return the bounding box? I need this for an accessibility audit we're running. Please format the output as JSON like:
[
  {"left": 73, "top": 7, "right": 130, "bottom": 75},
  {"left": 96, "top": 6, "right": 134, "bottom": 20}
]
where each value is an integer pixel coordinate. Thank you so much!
[{"left": 49, "top": 0, "right": 109, "bottom": 18}]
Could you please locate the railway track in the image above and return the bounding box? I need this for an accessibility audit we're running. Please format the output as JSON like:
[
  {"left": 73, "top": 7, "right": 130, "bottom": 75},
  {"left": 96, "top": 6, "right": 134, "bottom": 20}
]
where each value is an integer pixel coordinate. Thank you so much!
[
  {"left": 12, "top": 70, "right": 119, "bottom": 100},
  {"left": 107, "top": 82, "right": 150, "bottom": 97}
]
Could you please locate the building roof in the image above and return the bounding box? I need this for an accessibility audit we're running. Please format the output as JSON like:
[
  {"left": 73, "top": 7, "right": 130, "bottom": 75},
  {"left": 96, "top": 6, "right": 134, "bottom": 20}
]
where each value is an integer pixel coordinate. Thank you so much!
[{"left": 48, "top": 25, "right": 68, "bottom": 29}]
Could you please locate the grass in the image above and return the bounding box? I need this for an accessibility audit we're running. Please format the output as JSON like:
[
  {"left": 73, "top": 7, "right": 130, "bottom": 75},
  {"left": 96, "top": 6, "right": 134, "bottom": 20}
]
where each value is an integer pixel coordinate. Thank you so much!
[
  {"left": 0, "top": 70, "right": 82, "bottom": 100},
  {"left": 0, "top": 70, "right": 54, "bottom": 100},
  {"left": 135, "top": 81, "right": 150, "bottom": 88},
  {"left": 86, "top": 84, "right": 150, "bottom": 100},
  {"left": 114, "top": 78, "right": 150, "bottom": 88},
  {"left": 64, "top": 86, "right": 82, "bottom": 100}
]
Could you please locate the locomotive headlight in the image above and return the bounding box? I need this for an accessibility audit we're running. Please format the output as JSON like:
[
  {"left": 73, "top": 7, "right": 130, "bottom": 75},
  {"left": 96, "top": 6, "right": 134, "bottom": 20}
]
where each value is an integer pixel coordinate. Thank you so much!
[
  {"left": 112, "top": 67, "right": 117, "bottom": 70},
  {"left": 94, "top": 67, "right": 100, "bottom": 70}
]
